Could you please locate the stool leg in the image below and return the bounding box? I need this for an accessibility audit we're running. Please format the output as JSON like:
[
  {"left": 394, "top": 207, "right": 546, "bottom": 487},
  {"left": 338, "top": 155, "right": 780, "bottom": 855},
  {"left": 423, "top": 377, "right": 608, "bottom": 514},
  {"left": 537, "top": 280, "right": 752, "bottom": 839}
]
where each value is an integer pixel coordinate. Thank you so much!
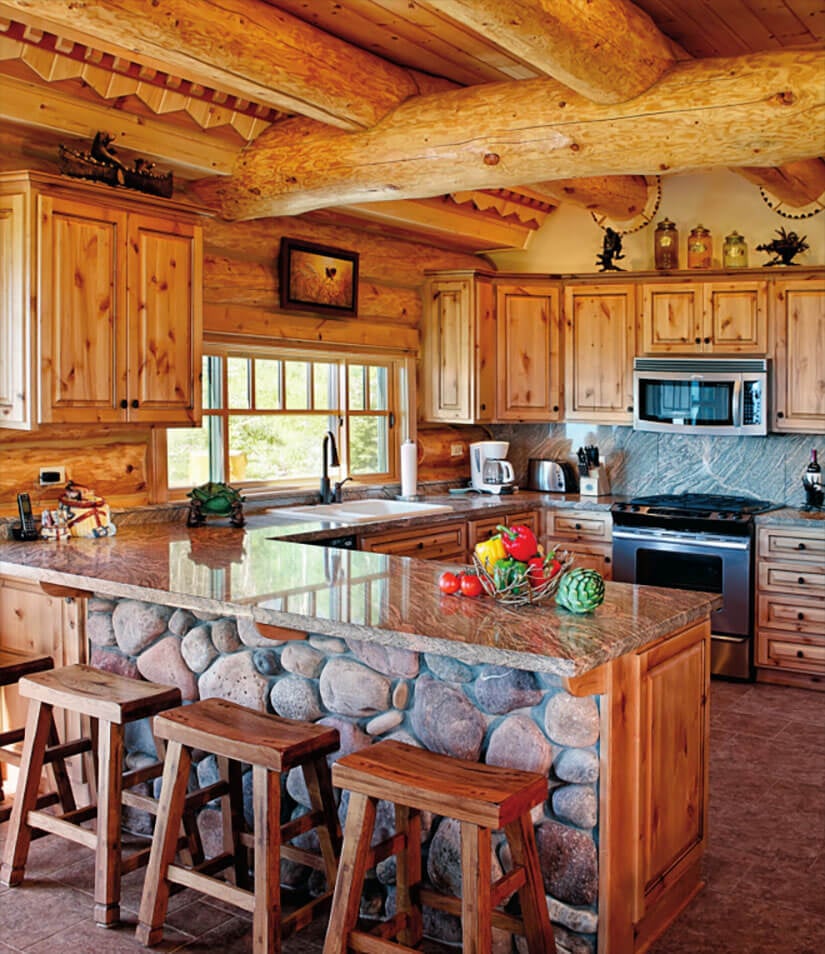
[
  {"left": 322, "top": 792, "right": 377, "bottom": 954},
  {"left": 0, "top": 699, "right": 52, "bottom": 886},
  {"left": 94, "top": 719, "right": 124, "bottom": 927},
  {"left": 46, "top": 715, "right": 78, "bottom": 813},
  {"left": 302, "top": 755, "right": 341, "bottom": 891},
  {"left": 220, "top": 755, "right": 250, "bottom": 889},
  {"left": 252, "top": 764, "right": 281, "bottom": 954},
  {"left": 505, "top": 816, "right": 557, "bottom": 954},
  {"left": 460, "top": 821, "right": 493, "bottom": 954},
  {"left": 395, "top": 805, "right": 423, "bottom": 947},
  {"left": 137, "top": 740, "right": 191, "bottom": 947}
]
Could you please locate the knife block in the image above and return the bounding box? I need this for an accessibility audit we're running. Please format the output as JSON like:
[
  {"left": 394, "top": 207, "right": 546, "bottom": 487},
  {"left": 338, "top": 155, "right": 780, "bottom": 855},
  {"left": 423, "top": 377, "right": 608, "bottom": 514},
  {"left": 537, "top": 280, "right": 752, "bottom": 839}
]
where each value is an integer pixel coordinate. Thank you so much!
[{"left": 580, "top": 467, "right": 611, "bottom": 497}]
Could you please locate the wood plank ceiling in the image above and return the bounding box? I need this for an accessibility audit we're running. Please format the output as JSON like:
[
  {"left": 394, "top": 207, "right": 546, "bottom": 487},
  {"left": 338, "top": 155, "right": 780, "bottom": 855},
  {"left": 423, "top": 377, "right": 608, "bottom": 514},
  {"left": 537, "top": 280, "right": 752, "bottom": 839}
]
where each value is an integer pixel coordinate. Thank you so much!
[{"left": 0, "top": 0, "right": 822, "bottom": 252}]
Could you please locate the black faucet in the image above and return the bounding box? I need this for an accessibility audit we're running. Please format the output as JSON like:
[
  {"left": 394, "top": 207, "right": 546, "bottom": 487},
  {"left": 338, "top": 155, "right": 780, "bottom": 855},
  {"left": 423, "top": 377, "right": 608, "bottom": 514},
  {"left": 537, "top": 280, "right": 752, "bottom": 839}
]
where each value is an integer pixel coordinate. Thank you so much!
[{"left": 320, "top": 430, "right": 340, "bottom": 504}]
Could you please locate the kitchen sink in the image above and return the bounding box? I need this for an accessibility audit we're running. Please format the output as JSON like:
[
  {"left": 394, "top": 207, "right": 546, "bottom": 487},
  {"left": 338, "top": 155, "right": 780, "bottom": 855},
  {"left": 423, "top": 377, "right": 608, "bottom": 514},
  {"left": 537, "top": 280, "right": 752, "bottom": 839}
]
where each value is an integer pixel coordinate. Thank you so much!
[{"left": 268, "top": 499, "right": 454, "bottom": 524}]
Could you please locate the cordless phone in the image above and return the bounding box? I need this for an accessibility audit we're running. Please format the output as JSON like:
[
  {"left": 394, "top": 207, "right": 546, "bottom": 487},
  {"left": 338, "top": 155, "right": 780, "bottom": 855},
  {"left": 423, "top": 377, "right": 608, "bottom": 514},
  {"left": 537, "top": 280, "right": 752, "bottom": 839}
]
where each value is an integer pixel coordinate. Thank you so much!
[{"left": 14, "top": 492, "right": 39, "bottom": 540}]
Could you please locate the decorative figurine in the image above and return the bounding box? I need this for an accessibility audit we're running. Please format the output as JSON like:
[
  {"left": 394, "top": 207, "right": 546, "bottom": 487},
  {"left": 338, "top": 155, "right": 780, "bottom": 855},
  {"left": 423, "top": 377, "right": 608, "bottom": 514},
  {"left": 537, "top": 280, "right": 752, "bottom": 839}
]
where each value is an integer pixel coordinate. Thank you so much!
[
  {"left": 595, "top": 227, "right": 625, "bottom": 271},
  {"left": 58, "top": 131, "right": 174, "bottom": 198},
  {"left": 187, "top": 482, "right": 246, "bottom": 528},
  {"left": 755, "top": 227, "right": 809, "bottom": 266}
]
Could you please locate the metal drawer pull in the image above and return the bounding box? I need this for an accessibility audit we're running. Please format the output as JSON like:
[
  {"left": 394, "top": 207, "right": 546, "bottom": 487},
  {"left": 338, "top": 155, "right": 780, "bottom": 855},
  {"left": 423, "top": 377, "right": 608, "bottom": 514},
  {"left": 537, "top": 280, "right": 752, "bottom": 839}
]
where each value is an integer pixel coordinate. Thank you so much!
[
  {"left": 798, "top": 612, "right": 805, "bottom": 620},
  {"left": 798, "top": 576, "right": 806, "bottom": 585},
  {"left": 797, "top": 543, "right": 806, "bottom": 550},
  {"left": 796, "top": 650, "right": 804, "bottom": 658}
]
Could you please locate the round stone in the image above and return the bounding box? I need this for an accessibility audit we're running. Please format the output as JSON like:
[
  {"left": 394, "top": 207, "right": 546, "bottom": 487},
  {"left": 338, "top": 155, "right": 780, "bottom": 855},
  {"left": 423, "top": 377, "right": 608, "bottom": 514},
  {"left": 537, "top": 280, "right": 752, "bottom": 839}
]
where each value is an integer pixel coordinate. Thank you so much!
[{"left": 544, "top": 692, "right": 600, "bottom": 747}]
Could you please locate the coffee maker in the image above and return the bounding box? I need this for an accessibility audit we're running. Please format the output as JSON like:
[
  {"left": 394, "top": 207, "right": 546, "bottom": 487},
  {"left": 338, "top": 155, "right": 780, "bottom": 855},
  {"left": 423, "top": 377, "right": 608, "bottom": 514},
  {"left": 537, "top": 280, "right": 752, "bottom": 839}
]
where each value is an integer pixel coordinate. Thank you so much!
[{"left": 470, "top": 441, "right": 516, "bottom": 494}]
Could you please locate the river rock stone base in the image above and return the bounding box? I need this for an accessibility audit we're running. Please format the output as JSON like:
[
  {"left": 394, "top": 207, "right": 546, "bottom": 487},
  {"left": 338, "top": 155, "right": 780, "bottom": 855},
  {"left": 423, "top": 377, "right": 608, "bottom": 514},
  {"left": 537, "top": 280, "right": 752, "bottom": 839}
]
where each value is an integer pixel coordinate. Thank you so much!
[{"left": 89, "top": 597, "right": 601, "bottom": 953}]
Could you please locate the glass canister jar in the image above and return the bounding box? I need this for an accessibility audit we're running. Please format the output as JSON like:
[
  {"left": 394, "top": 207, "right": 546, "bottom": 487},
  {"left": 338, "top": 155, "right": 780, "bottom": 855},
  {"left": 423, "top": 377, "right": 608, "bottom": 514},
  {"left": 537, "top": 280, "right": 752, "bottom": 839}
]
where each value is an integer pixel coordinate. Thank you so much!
[
  {"left": 654, "top": 218, "right": 679, "bottom": 270},
  {"left": 723, "top": 231, "right": 748, "bottom": 268},
  {"left": 687, "top": 225, "right": 712, "bottom": 268}
]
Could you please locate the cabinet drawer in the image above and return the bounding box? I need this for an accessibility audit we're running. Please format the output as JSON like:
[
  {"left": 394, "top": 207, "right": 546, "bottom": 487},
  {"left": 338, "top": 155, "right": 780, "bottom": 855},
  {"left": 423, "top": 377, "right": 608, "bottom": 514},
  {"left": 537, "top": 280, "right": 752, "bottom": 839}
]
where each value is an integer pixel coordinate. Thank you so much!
[
  {"left": 758, "top": 594, "right": 825, "bottom": 635},
  {"left": 360, "top": 522, "right": 466, "bottom": 560},
  {"left": 548, "top": 510, "right": 612, "bottom": 543},
  {"left": 467, "top": 510, "right": 539, "bottom": 550},
  {"left": 756, "top": 635, "right": 825, "bottom": 674},
  {"left": 758, "top": 562, "right": 825, "bottom": 596},
  {"left": 561, "top": 544, "right": 613, "bottom": 581},
  {"left": 758, "top": 527, "right": 825, "bottom": 563}
]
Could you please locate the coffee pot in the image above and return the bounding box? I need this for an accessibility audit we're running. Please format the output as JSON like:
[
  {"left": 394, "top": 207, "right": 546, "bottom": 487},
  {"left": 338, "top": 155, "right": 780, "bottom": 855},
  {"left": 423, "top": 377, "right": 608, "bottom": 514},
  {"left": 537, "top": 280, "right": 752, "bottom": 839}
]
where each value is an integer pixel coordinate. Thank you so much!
[{"left": 470, "top": 441, "right": 516, "bottom": 494}]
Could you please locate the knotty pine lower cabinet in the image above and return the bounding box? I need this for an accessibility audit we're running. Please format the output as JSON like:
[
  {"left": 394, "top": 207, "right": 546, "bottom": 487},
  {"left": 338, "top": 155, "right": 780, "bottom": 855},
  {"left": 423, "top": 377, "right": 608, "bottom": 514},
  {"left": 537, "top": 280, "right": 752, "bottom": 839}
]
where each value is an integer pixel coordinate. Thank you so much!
[
  {"left": 576, "top": 618, "right": 710, "bottom": 952},
  {"left": 756, "top": 525, "right": 825, "bottom": 690},
  {"left": 358, "top": 521, "right": 467, "bottom": 561},
  {"left": 544, "top": 508, "right": 613, "bottom": 580},
  {"left": 0, "top": 575, "right": 86, "bottom": 785}
]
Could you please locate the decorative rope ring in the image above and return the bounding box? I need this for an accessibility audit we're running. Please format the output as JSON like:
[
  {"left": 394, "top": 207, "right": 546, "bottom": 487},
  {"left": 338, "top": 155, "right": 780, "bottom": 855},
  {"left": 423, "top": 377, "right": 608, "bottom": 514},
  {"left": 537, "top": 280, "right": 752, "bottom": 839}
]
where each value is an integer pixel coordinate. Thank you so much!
[
  {"left": 590, "top": 175, "right": 662, "bottom": 236},
  {"left": 759, "top": 187, "right": 825, "bottom": 220}
]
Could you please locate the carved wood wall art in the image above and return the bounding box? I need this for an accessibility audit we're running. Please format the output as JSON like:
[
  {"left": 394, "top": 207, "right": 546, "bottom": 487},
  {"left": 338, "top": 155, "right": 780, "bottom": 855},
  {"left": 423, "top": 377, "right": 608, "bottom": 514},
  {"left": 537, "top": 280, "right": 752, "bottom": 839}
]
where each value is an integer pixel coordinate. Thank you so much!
[{"left": 58, "top": 132, "right": 173, "bottom": 198}]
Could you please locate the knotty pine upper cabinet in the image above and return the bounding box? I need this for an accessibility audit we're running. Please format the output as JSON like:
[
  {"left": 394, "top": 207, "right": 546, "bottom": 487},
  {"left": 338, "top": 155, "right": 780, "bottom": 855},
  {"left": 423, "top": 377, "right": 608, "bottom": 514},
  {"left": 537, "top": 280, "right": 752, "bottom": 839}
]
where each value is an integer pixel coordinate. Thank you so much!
[
  {"left": 0, "top": 171, "right": 203, "bottom": 430},
  {"left": 640, "top": 279, "right": 768, "bottom": 355},
  {"left": 421, "top": 271, "right": 495, "bottom": 424},
  {"left": 770, "top": 274, "right": 825, "bottom": 434},
  {"left": 495, "top": 281, "right": 562, "bottom": 422},
  {"left": 0, "top": 188, "right": 27, "bottom": 428},
  {"left": 563, "top": 283, "right": 635, "bottom": 424}
]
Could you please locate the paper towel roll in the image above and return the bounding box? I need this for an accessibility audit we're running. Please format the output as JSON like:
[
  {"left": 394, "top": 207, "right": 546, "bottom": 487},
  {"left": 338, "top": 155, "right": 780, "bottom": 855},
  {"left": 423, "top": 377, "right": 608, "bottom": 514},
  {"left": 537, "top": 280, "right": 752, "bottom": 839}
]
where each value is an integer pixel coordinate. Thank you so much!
[{"left": 400, "top": 439, "right": 418, "bottom": 498}]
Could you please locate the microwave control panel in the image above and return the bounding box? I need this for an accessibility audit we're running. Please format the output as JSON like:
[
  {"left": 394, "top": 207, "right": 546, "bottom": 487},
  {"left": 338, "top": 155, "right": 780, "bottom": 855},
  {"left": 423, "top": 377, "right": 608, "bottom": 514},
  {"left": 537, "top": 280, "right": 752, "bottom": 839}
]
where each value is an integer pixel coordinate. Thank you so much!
[{"left": 743, "top": 379, "right": 763, "bottom": 425}]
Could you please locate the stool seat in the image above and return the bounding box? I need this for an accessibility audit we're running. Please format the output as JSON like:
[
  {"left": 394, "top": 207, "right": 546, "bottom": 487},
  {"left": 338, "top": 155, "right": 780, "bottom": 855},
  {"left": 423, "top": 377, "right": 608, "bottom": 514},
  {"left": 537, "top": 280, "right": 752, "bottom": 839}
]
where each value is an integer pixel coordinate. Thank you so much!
[
  {"left": 0, "top": 664, "right": 185, "bottom": 928},
  {"left": 333, "top": 738, "right": 548, "bottom": 828},
  {"left": 19, "top": 664, "right": 181, "bottom": 723},
  {"left": 0, "top": 649, "right": 54, "bottom": 687},
  {"left": 152, "top": 696, "right": 340, "bottom": 771},
  {"left": 138, "top": 698, "right": 341, "bottom": 954},
  {"left": 325, "top": 739, "right": 556, "bottom": 954}
]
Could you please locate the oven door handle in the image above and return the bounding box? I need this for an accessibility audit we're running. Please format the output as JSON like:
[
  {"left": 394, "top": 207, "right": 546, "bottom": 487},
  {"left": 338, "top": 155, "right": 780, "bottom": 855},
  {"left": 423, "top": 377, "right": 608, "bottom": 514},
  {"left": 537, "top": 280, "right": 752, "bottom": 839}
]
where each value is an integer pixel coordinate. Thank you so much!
[{"left": 612, "top": 528, "right": 751, "bottom": 551}]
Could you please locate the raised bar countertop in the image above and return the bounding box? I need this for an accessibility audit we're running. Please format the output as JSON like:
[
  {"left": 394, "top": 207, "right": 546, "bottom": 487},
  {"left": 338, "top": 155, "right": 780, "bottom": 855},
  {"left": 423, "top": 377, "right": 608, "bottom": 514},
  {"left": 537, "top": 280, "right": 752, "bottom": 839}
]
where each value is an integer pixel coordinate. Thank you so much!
[{"left": 0, "top": 501, "right": 722, "bottom": 678}]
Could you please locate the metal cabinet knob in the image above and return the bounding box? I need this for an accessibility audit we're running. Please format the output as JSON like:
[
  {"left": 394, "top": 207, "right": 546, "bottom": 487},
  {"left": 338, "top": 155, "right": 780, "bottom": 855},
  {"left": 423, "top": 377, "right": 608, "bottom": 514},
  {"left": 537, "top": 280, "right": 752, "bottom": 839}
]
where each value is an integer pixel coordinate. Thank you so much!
[
  {"left": 120, "top": 399, "right": 128, "bottom": 409},
  {"left": 131, "top": 399, "right": 139, "bottom": 409},
  {"left": 797, "top": 612, "right": 805, "bottom": 620},
  {"left": 796, "top": 650, "right": 804, "bottom": 658},
  {"left": 798, "top": 576, "right": 806, "bottom": 585},
  {"left": 797, "top": 543, "right": 806, "bottom": 550}
]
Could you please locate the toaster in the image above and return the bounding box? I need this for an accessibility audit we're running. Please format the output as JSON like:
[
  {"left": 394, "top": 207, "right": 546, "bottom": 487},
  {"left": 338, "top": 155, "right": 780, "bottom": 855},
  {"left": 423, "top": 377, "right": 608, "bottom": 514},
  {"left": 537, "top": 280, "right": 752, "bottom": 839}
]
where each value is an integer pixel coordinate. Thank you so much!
[{"left": 526, "top": 459, "right": 578, "bottom": 493}]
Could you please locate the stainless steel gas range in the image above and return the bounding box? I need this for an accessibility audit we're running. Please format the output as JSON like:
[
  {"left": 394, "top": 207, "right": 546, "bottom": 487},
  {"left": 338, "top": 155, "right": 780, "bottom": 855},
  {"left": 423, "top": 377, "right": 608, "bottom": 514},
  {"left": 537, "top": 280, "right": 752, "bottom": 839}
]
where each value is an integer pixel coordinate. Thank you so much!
[{"left": 611, "top": 493, "right": 779, "bottom": 679}]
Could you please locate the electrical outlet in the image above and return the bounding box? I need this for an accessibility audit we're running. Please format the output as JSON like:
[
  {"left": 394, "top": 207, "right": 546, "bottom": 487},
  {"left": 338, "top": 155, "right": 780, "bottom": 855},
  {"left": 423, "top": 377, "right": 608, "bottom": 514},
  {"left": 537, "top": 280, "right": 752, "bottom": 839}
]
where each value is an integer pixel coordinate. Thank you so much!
[
  {"left": 39, "top": 466, "right": 66, "bottom": 486},
  {"left": 450, "top": 442, "right": 464, "bottom": 458}
]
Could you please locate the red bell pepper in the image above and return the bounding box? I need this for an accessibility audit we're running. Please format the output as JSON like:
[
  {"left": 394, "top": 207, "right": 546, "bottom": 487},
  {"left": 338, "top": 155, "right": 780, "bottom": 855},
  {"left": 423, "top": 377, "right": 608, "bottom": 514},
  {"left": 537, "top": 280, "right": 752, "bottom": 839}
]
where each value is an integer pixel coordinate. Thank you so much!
[
  {"left": 496, "top": 524, "right": 539, "bottom": 562},
  {"left": 527, "top": 554, "right": 563, "bottom": 587}
]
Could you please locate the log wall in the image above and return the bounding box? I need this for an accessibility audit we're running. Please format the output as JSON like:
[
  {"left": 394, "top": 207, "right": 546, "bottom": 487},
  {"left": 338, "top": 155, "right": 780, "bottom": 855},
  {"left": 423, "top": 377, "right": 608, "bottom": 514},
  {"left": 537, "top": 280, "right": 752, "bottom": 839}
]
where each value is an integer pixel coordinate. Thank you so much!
[{"left": 0, "top": 124, "right": 486, "bottom": 516}]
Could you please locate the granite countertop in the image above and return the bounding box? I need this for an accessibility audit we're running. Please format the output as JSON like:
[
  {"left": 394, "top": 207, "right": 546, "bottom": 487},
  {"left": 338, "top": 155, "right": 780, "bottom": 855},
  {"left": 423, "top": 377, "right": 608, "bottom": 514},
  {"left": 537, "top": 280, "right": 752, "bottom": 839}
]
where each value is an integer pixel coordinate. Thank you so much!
[
  {"left": 755, "top": 506, "right": 825, "bottom": 527},
  {"left": 0, "top": 509, "right": 720, "bottom": 678}
]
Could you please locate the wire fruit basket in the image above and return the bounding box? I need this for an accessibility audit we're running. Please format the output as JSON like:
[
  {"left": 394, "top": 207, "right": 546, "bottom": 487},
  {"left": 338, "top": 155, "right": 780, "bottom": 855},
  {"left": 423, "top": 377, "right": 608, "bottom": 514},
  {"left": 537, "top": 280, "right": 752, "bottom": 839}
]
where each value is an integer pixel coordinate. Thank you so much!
[{"left": 472, "top": 546, "right": 574, "bottom": 607}]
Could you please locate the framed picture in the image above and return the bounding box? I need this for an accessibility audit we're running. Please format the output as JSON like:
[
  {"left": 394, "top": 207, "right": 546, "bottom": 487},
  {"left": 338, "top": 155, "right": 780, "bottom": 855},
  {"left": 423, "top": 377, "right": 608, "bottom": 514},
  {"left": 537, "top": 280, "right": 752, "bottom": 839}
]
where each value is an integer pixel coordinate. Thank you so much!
[{"left": 279, "top": 238, "right": 359, "bottom": 316}]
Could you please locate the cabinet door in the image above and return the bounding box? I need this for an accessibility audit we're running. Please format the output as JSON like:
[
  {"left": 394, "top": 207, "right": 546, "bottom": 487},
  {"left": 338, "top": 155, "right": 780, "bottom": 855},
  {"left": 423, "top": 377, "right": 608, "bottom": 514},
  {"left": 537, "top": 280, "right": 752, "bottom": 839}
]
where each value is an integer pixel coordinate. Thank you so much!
[
  {"left": 38, "top": 195, "right": 127, "bottom": 423},
  {"left": 638, "top": 623, "right": 709, "bottom": 913},
  {"left": 422, "top": 278, "right": 473, "bottom": 422},
  {"left": 771, "top": 279, "right": 825, "bottom": 433},
  {"left": 564, "top": 284, "right": 634, "bottom": 422},
  {"left": 0, "top": 192, "right": 29, "bottom": 428},
  {"left": 641, "top": 283, "right": 701, "bottom": 353},
  {"left": 126, "top": 213, "right": 202, "bottom": 424},
  {"left": 704, "top": 281, "right": 767, "bottom": 353},
  {"left": 495, "top": 282, "right": 561, "bottom": 421}
]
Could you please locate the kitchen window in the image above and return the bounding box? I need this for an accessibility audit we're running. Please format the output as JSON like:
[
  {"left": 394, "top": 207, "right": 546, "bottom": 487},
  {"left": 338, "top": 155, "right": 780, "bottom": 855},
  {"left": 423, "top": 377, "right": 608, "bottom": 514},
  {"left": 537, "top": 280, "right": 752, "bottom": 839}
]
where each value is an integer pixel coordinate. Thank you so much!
[{"left": 167, "top": 345, "right": 407, "bottom": 494}]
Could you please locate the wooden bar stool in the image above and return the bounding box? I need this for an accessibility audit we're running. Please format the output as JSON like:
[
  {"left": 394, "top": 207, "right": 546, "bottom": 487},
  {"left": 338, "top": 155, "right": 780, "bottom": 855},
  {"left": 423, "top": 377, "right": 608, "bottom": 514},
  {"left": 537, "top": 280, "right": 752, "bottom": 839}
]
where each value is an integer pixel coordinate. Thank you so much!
[
  {"left": 324, "top": 739, "right": 556, "bottom": 954},
  {"left": 0, "top": 649, "right": 58, "bottom": 823},
  {"left": 136, "top": 697, "right": 341, "bottom": 954},
  {"left": 0, "top": 663, "right": 183, "bottom": 927}
]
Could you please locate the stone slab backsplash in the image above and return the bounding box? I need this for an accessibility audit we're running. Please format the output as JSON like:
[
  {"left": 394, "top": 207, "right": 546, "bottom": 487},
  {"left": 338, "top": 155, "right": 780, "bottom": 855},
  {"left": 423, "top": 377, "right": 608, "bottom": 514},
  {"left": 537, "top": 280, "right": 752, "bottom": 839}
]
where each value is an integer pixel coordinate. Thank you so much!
[
  {"left": 493, "top": 423, "right": 819, "bottom": 506},
  {"left": 90, "top": 595, "right": 601, "bottom": 954}
]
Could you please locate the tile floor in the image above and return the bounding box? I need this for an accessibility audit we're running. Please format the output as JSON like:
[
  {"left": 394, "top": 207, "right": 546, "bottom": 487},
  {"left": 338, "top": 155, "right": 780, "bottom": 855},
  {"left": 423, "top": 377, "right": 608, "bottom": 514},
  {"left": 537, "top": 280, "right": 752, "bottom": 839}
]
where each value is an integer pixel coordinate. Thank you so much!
[{"left": 0, "top": 680, "right": 823, "bottom": 953}]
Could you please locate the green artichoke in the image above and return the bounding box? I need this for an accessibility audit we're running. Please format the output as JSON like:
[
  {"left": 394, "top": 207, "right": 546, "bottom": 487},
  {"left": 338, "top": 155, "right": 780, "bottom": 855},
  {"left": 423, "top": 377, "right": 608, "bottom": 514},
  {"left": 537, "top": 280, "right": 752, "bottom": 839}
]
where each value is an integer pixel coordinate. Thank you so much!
[{"left": 555, "top": 568, "right": 605, "bottom": 614}]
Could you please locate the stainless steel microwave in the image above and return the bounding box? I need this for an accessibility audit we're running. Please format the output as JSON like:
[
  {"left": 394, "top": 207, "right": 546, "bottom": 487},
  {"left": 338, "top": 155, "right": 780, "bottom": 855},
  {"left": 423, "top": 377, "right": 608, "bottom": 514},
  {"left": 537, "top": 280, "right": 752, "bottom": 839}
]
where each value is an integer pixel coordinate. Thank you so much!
[{"left": 633, "top": 357, "right": 769, "bottom": 436}]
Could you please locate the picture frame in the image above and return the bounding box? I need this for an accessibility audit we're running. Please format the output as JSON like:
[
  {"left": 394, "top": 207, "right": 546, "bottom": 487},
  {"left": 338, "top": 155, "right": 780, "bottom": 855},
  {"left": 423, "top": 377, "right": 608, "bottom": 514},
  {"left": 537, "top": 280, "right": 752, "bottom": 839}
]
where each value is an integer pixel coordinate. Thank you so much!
[{"left": 279, "top": 238, "right": 359, "bottom": 316}]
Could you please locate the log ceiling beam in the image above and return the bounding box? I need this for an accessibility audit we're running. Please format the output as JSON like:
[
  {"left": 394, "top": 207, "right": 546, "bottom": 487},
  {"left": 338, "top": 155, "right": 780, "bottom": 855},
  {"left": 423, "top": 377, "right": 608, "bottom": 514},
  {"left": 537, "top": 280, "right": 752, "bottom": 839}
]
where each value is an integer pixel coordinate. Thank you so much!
[
  {"left": 735, "top": 158, "right": 825, "bottom": 208},
  {"left": 532, "top": 175, "right": 652, "bottom": 222},
  {"left": 0, "top": 0, "right": 446, "bottom": 130},
  {"left": 420, "top": 0, "right": 679, "bottom": 104},
  {"left": 192, "top": 48, "right": 825, "bottom": 220}
]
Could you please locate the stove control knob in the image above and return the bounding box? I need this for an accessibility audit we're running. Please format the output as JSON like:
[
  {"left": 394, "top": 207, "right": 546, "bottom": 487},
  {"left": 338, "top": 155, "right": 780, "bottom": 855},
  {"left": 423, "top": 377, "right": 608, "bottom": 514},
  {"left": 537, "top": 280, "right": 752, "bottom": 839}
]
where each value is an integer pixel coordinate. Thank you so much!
[
  {"left": 614, "top": 503, "right": 626, "bottom": 510},
  {"left": 717, "top": 511, "right": 731, "bottom": 519},
  {"left": 631, "top": 504, "right": 641, "bottom": 512}
]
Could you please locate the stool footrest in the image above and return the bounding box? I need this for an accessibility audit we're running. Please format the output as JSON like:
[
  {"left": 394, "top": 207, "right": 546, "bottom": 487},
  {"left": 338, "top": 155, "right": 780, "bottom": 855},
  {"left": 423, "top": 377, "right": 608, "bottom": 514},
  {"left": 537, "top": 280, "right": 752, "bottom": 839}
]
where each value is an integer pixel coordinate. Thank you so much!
[
  {"left": 0, "top": 792, "right": 60, "bottom": 824},
  {"left": 27, "top": 809, "right": 98, "bottom": 850},
  {"left": 348, "top": 929, "right": 411, "bottom": 954},
  {"left": 120, "top": 845, "right": 152, "bottom": 875},
  {"left": 0, "top": 728, "right": 25, "bottom": 748},
  {"left": 281, "top": 891, "right": 333, "bottom": 939},
  {"left": 418, "top": 887, "right": 525, "bottom": 935},
  {"left": 41, "top": 737, "right": 94, "bottom": 763},
  {"left": 491, "top": 866, "right": 528, "bottom": 908},
  {"left": 281, "top": 806, "right": 326, "bottom": 843},
  {"left": 167, "top": 861, "right": 255, "bottom": 913}
]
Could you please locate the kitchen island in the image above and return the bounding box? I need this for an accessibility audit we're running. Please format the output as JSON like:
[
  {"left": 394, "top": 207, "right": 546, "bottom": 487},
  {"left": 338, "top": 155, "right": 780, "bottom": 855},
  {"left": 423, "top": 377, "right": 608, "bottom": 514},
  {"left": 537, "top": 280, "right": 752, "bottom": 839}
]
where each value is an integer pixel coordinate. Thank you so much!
[{"left": 0, "top": 518, "right": 720, "bottom": 954}]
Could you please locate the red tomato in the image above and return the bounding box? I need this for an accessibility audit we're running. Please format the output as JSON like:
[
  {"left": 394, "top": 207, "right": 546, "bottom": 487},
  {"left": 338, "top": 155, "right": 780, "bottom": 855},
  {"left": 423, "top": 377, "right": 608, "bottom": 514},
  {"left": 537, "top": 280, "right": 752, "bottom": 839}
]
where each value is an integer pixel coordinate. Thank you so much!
[
  {"left": 438, "top": 571, "right": 460, "bottom": 595},
  {"left": 459, "top": 573, "right": 484, "bottom": 598}
]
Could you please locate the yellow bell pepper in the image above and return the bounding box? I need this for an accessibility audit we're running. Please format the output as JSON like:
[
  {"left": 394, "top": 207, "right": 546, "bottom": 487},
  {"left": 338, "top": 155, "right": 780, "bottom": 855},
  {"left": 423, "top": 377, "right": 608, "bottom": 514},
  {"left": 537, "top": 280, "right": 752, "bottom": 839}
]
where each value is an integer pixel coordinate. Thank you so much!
[{"left": 474, "top": 534, "right": 507, "bottom": 572}]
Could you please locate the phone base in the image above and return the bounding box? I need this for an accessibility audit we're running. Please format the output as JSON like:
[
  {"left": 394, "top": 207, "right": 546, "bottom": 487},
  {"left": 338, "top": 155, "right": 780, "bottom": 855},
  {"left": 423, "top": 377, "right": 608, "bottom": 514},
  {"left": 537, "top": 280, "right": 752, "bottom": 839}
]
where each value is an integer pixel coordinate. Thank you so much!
[{"left": 11, "top": 525, "right": 40, "bottom": 541}]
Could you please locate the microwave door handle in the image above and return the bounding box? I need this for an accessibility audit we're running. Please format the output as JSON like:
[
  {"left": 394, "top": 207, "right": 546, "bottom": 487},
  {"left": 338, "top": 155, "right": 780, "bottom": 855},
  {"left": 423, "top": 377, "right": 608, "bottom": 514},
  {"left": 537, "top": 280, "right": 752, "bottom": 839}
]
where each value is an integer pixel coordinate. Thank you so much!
[{"left": 731, "top": 379, "right": 742, "bottom": 427}]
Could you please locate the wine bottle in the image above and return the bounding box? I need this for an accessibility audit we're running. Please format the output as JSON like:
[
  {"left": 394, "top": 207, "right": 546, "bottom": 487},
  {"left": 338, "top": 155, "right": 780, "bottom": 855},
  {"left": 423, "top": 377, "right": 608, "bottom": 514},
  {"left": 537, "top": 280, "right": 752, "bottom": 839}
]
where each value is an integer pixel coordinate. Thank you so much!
[{"left": 807, "top": 448, "right": 821, "bottom": 476}]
